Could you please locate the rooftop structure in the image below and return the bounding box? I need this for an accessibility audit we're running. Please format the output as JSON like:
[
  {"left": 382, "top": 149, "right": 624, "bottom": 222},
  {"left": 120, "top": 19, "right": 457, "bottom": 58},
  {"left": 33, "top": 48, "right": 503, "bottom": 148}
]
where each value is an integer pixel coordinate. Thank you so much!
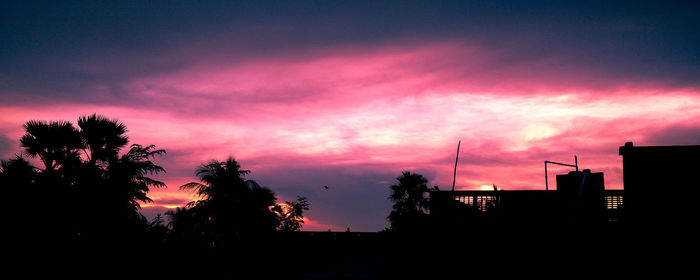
[
  {"left": 430, "top": 141, "right": 700, "bottom": 232},
  {"left": 429, "top": 170, "right": 621, "bottom": 229}
]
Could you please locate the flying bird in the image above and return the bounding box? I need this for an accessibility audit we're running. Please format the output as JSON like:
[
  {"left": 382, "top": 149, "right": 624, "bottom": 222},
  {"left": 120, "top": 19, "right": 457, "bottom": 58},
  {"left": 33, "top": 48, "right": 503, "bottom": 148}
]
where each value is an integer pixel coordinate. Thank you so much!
[{"left": 324, "top": 185, "right": 328, "bottom": 190}]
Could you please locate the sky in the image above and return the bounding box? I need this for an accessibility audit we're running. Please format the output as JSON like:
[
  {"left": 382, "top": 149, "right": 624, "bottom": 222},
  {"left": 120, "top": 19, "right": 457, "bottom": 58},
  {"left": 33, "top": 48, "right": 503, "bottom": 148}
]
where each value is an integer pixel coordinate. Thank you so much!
[{"left": 1, "top": 1, "right": 699, "bottom": 231}]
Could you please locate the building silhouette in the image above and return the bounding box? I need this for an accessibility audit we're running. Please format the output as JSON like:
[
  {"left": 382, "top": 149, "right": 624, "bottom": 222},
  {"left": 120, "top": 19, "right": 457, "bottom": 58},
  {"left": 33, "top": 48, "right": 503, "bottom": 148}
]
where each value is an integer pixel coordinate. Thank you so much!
[
  {"left": 618, "top": 142, "right": 700, "bottom": 230},
  {"left": 430, "top": 141, "right": 700, "bottom": 232},
  {"left": 430, "top": 170, "right": 621, "bottom": 230}
]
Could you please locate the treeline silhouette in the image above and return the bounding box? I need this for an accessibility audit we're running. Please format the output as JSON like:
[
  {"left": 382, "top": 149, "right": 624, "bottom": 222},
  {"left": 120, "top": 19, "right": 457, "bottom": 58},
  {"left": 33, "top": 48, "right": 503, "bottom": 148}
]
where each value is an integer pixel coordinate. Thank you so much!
[
  {"left": 2, "top": 115, "right": 168, "bottom": 244},
  {"left": 0, "top": 114, "right": 311, "bottom": 278},
  {"left": 169, "top": 157, "right": 309, "bottom": 247},
  {"left": 0, "top": 114, "right": 469, "bottom": 278},
  {"left": 2, "top": 114, "right": 662, "bottom": 278}
]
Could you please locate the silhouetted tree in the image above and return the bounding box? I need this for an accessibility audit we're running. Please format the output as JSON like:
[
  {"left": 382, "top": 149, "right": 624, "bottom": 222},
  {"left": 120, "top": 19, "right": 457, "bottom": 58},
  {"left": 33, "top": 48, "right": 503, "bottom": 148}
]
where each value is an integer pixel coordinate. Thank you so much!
[
  {"left": 166, "top": 206, "right": 228, "bottom": 249},
  {"left": 77, "top": 114, "right": 129, "bottom": 164},
  {"left": 18, "top": 120, "right": 84, "bottom": 237},
  {"left": 180, "top": 158, "right": 280, "bottom": 245},
  {"left": 20, "top": 120, "right": 83, "bottom": 173},
  {"left": 179, "top": 157, "right": 310, "bottom": 246},
  {"left": 0, "top": 155, "right": 35, "bottom": 186},
  {"left": 106, "top": 144, "right": 166, "bottom": 210},
  {"left": 165, "top": 207, "right": 205, "bottom": 246},
  {"left": 8, "top": 115, "right": 167, "bottom": 243},
  {"left": 145, "top": 214, "right": 170, "bottom": 246},
  {"left": 388, "top": 171, "right": 430, "bottom": 232},
  {"left": 85, "top": 144, "right": 166, "bottom": 238},
  {"left": 0, "top": 155, "right": 37, "bottom": 232},
  {"left": 274, "top": 196, "right": 310, "bottom": 232}
]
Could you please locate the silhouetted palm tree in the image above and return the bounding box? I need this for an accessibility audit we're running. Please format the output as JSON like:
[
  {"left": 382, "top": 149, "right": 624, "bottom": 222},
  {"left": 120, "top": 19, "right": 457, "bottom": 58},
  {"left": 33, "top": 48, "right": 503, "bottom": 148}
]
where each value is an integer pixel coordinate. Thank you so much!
[
  {"left": 180, "top": 157, "right": 280, "bottom": 244},
  {"left": 1, "top": 155, "right": 39, "bottom": 240},
  {"left": 6, "top": 115, "right": 168, "bottom": 245},
  {"left": 145, "top": 213, "right": 170, "bottom": 245},
  {"left": 0, "top": 155, "right": 35, "bottom": 186},
  {"left": 20, "top": 120, "right": 83, "bottom": 172},
  {"left": 19, "top": 120, "right": 84, "bottom": 237},
  {"left": 0, "top": 155, "right": 36, "bottom": 204},
  {"left": 166, "top": 207, "right": 194, "bottom": 233},
  {"left": 76, "top": 143, "right": 167, "bottom": 240},
  {"left": 165, "top": 207, "right": 208, "bottom": 246},
  {"left": 77, "top": 114, "right": 129, "bottom": 164},
  {"left": 388, "top": 171, "right": 430, "bottom": 232},
  {"left": 0, "top": 155, "right": 36, "bottom": 206},
  {"left": 105, "top": 144, "right": 167, "bottom": 213},
  {"left": 180, "top": 158, "right": 252, "bottom": 204}
]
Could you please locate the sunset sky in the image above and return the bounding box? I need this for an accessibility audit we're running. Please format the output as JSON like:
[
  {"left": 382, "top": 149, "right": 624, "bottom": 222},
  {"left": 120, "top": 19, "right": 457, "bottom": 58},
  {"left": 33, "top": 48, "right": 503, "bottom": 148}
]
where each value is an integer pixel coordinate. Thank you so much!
[{"left": 2, "top": 1, "right": 699, "bottom": 231}]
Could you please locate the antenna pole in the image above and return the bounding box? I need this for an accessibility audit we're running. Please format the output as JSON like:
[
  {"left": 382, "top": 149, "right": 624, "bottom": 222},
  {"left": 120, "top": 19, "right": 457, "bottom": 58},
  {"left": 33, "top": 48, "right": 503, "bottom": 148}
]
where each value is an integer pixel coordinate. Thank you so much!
[
  {"left": 545, "top": 161, "right": 549, "bottom": 191},
  {"left": 452, "top": 140, "right": 461, "bottom": 192}
]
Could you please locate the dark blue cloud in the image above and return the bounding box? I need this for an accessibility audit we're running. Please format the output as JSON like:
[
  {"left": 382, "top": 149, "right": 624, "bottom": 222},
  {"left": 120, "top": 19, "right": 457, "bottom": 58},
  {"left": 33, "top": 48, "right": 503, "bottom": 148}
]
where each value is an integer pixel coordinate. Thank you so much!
[
  {"left": 248, "top": 164, "right": 397, "bottom": 231},
  {"left": 139, "top": 206, "right": 171, "bottom": 224},
  {"left": 2, "top": 1, "right": 699, "bottom": 106},
  {"left": 644, "top": 124, "right": 700, "bottom": 146},
  {"left": 0, "top": 134, "right": 15, "bottom": 158}
]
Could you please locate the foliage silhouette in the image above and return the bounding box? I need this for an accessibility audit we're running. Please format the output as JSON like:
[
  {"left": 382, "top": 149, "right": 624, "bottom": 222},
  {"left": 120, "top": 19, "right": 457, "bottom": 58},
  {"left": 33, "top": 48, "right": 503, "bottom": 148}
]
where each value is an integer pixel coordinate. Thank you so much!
[
  {"left": 165, "top": 206, "right": 208, "bottom": 247},
  {"left": 274, "top": 196, "right": 310, "bottom": 232},
  {"left": 4, "top": 115, "right": 167, "bottom": 244},
  {"left": 0, "top": 155, "right": 35, "bottom": 186},
  {"left": 77, "top": 113, "right": 129, "bottom": 164},
  {"left": 3, "top": 115, "right": 313, "bottom": 265},
  {"left": 79, "top": 143, "right": 167, "bottom": 239},
  {"left": 178, "top": 157, "right": 310, "bottom": 247},
  {"left": 1, "top": 115, "right": 677, "bottom": 278},
  {"left": 387, "top": 171, "right": 430, "bottom": 232},
  {"left": 20, "top": 120, "right": 83, "bottom": 172},
  {"left": 1, "top": 155, "right": 37, "bottom": 234}
]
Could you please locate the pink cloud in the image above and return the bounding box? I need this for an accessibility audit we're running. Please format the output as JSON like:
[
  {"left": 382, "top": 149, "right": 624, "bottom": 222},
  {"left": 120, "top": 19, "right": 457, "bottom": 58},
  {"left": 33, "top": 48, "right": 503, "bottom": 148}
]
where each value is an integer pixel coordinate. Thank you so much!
[{"left": 2, "top": 41, "right": 700, "bottom": 230}]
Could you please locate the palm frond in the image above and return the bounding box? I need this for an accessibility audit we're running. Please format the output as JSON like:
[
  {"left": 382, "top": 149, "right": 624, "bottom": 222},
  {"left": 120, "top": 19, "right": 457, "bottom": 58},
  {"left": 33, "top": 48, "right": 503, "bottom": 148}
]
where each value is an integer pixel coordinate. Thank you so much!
[{"left": 137, "top": 176, "right": 167, "bottom": 188}]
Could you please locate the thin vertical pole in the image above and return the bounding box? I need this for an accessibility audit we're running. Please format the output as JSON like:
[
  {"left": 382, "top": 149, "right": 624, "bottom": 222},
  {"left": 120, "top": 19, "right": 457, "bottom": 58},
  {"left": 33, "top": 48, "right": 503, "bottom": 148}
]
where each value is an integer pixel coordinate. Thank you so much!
[
  {"left": 545, "top": 161, "right": 549, "bottom": 191},
  {"left": 452, "top": 140, "right": 461, "bottom": 192},
  {"left": 544, "top": 157, "right": 579, "bottom": 191}
]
